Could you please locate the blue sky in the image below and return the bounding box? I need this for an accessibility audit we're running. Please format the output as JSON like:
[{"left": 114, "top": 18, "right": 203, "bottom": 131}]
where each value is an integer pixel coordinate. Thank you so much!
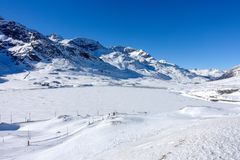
[{"left": 1, "top": 0, "right": 240, "bottom": 69}]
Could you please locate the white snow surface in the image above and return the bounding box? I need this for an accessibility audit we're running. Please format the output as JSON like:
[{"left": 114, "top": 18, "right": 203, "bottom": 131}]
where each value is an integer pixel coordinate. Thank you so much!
[
  {"left": 183, "top": 76, "right": 240, "bottom": 104},
  {"left": 0, "top": 74, "right": 240, "bottom": 160}
]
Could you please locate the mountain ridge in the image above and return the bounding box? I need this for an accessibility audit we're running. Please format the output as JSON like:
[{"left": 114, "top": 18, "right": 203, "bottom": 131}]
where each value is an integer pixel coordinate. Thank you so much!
[{"left": 0, "top": 17, "right": 238, "bottom": 83}]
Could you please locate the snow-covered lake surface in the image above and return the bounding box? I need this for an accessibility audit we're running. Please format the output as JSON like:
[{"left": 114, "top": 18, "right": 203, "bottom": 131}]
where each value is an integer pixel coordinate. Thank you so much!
[{"left": 0, "top": 75, "right": 240, "bottom": 160}]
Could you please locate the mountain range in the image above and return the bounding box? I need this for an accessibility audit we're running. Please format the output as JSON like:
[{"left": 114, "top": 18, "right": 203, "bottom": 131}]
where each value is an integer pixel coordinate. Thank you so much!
[{"left": 0, "top": 17, "right": 238, "bottom": 83}]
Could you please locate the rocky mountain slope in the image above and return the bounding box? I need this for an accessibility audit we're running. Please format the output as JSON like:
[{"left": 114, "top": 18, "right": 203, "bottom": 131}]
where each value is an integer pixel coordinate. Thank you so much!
[
  {"left": 0, "top": 17, "right": 140, "bottom": 79},
  {"left": 100, "top": 46, "right": 206, "bottom": 82},
  {"left": 218, "top": 66, "right": 240, "bottom": 79},
  {"left": 0, "top": 17, "right": 238, "bottom": 83}
]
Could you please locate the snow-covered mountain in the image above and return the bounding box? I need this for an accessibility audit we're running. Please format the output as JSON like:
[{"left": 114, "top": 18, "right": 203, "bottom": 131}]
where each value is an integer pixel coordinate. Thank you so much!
[
  {"left": 218, "top": 66, "right": 240, "bottom": 79},
  {"left": 100, "top": 46, "right": 208, "bottom": 82},
  {"left": 0, "top": 18, "right": 140, "bottom": 79},
  {"left": 190, "top": 68, "right": 225, "bottom": 79},
  {"left": 0, "top": 17, "right": 218, "bottom": 83}
]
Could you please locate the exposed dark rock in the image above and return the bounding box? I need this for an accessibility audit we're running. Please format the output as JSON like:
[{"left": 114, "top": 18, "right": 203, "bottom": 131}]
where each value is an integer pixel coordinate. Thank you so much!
[{"left": 217, "top": 89, "right": 239, "bottom": 95}]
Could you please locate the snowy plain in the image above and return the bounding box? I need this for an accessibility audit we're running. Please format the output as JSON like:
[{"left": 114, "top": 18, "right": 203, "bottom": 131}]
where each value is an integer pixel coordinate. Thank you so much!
[{"left": 0, "top": 71, "right": 240, "bottom": 160}]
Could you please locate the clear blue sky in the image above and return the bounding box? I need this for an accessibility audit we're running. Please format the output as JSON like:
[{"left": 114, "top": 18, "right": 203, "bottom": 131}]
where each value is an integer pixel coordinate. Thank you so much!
[{"left": 1, "top": 0, "right": 240, "bottom": 69}]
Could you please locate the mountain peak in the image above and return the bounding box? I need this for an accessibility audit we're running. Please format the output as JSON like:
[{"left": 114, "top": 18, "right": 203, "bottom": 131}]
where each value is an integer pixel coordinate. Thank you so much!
[
  {"left": 112, "top": 46, "right": 136, "bottom": 53},
  {"left": 0, "top": 18, "right": 46, "bottom": 43},
  {"left": 66, "top": 37, "right": 104, "bottom": 52},
  {"left": 48, "top": 33, "right": 64, "bottom": 42}
]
